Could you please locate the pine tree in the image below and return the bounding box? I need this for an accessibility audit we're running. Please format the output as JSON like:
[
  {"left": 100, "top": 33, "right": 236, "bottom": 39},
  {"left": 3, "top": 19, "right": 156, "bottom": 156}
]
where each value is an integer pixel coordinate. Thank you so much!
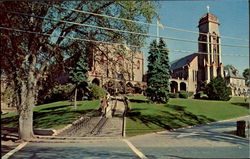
[
  {"left": 146, "top": 38, "right": 170, "bottom": 103},
  {"left": 69, "top": 54, "right": 88, "bottom": 108}
]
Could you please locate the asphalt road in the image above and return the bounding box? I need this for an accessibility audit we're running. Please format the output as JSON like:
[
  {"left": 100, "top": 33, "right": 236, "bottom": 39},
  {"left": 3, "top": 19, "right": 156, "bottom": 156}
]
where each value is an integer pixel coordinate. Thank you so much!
[{"left": 7, "top": 116, "right": 250, "bottom": 159}]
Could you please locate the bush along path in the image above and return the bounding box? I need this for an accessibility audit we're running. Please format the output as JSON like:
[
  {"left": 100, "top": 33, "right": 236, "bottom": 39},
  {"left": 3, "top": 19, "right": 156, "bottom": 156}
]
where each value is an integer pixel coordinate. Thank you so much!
[{"left": 56, "top": 97, "right": 127, "bottom": 138}]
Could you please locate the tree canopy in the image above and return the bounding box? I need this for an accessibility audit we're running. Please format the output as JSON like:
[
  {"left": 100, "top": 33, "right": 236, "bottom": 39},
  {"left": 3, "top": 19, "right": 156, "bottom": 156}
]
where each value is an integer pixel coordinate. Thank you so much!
[{"left": 0, "top": 1, "right": 157, "bottom": 139}]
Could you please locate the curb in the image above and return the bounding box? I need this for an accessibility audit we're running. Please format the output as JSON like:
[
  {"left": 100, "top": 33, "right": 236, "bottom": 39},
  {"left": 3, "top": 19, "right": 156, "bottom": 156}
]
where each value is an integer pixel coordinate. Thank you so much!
[
  {"left": 30, "top": 136, "right": 122, "bottom": 143},
  {"left": 2, "top": 142, "right": 28, "bottom": 159}
]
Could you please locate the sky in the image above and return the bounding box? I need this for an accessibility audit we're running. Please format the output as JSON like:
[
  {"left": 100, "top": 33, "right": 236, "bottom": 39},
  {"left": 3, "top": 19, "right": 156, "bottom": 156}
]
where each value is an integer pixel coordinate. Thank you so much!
[{"left": 142, "top": 0, "right": 249, "bottom": 75}]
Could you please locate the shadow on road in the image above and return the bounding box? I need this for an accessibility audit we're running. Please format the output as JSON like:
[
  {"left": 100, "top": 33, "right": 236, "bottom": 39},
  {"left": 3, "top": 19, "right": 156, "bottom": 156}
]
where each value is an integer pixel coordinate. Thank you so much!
[{"left": 9, "top": 145, "right": 137, "bottom": 159}]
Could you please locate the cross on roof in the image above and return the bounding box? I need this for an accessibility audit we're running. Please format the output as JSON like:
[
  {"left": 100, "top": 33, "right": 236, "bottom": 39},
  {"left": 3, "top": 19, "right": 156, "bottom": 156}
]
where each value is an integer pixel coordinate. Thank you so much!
[{"left": 207, "top": 5, "right": 210, "bottom": 13}]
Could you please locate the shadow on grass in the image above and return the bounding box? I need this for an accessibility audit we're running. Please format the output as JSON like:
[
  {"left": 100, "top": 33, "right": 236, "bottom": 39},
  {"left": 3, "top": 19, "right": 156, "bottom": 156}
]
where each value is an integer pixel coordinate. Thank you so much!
[
  {"left": 231, "top": 102, "right": 249, "bottom": 109},
  {"left": 1, "top": 108, "right": 96, "bottom": 129},
  {"left": 127, "top": 104, "right": 215, "bottom": 131},
  {"left": 129, "top": 99, "right": 150, "bottom": 103},
  {"left": 39, "top": 104, "right": 71, "bottom": 111}
]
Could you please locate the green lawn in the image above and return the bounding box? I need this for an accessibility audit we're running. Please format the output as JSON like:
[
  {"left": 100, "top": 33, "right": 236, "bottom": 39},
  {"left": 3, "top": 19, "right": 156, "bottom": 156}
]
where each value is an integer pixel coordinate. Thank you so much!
[
  {"left": 1, "top": 100, "right": 100, "bottom": 130},
  {"left": 2, "top": 96, "right": 248, "bottom": 136},
  {"left": 126, "top": 96, "right": 249, "bottom": 137}
]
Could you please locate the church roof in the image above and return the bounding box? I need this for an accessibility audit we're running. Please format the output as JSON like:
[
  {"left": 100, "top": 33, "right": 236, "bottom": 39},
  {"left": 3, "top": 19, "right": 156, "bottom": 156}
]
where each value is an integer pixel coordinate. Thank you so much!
[
  {"left": 170, "top": 53, "right": 197, "bottom": 70},
  {"left": 224, "top": 67, "right": 244, "bottom": 79}
]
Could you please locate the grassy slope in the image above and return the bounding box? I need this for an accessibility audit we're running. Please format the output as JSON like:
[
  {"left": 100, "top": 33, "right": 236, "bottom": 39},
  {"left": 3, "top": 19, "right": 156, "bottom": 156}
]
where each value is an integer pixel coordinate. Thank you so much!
[
  {"left": 1, "top": 100, "right": 100, "bottom": 130},
  {"left": 126, "top": 96, "right": 249, "bottom": 137}
]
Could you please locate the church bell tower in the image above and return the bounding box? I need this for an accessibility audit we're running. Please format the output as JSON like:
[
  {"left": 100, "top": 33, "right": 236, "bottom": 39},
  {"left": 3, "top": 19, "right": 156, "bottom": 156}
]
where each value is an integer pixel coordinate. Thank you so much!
[{"left": 197, "top": 9, "right": 224, "bottom": 84}]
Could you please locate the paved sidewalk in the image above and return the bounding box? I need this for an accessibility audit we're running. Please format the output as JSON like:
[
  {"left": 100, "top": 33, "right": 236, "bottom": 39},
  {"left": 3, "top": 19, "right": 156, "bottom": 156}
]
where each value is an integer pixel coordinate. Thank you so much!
[
  {"left": 128, "top": 116, "right": 250, "bottom": 158},
  {"left": 4, "top": 116, "right": 249, "bottom": 159}
]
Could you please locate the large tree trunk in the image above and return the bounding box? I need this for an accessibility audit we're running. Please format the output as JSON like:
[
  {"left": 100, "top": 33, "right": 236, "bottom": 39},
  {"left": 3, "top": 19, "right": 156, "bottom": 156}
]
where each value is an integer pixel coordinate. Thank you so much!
[
  {"left": 17, "top": 80, "right": 35, "bottom": 140},
  {"left": 17, "top": 59, "right": 37, "bottom": 140}
]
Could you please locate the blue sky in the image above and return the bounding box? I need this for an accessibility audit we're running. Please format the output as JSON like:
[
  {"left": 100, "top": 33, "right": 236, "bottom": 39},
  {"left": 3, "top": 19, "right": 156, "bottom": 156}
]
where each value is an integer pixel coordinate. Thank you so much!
[{"left": 142, "top": 0, "right": 249, "bottom": 75}]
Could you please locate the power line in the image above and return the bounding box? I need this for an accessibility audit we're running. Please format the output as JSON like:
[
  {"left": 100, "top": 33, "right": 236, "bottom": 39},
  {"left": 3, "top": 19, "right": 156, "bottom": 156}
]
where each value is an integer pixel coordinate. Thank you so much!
[
  {"left": 0, "top": 26, "right": 248, "bottom": 57},
  {"left": 38, "top": 2, "right": 249, "bottom": 42},
  {"left": 1, "top": 9, "right": 249, "bottom": 49}
]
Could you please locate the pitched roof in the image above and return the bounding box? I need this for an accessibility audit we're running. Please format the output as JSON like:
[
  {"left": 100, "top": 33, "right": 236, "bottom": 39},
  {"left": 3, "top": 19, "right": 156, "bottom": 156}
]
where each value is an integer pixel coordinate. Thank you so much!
[
  {"left": 224, "top": 67, "right": 244, "bottom": 79},
  {"left": 170, "top": 53, "right": 197, "bottom": 70}
]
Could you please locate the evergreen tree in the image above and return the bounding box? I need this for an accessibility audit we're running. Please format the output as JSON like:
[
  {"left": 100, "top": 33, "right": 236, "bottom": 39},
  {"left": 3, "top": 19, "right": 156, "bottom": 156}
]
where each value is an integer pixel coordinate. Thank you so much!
[
  {"left": 69, "top": 54, "right": 88, "bottom": 108},
  {"left": 146, "top": 38, "right": 170, "bottom": 103},
  {"left": 204, "top": 76, "right": 232, "bottom": 101}
]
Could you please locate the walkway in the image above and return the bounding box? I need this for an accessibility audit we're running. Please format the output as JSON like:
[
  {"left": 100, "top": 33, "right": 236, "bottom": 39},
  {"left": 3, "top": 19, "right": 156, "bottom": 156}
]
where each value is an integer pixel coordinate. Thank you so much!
[{"left": 57, "top": 97, "right": 126, "bottom": 137}]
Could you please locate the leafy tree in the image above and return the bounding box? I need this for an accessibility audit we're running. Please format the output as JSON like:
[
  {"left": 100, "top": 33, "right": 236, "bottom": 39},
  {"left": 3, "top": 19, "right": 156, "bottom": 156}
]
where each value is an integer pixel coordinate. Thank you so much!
[
  {"left": 0, "top": 1, "right": 157, "bottom": 140},
  {"left": 69, "top": 54, "right": 88, "bottom": 108},
  {"left": 146, "top": 38, "right": 170, "bottom": 103},
  {"left": 242, "top": 68, "right": 250, "bottom": 86},
  {"left": 204, "top": 76, "right": 232, "bottom": 101}
]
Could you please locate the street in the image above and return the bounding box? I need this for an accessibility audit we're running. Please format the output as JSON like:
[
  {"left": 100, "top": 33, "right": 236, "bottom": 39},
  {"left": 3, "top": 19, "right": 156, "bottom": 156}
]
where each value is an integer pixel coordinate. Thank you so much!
[{"left": 6, "top": 116, "right": 250, "bottom": 159}]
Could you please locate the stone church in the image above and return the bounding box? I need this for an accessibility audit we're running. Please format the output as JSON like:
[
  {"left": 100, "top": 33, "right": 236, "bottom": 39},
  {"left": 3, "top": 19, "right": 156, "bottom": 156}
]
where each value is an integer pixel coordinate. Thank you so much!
[
  {"left": 86, "top": 43, "right": 144, "bottom": 88},
  {"left": 170, "top": 12, "right": 224, "bottom": 93}
]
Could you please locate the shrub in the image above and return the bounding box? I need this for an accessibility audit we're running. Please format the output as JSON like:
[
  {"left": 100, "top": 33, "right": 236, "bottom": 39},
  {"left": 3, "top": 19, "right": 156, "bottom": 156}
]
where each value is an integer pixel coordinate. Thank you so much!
[
  {"left": 188, "top": 92, "right": 194, "bottom": 97},
  {"left": 200, "top": 94, "right": 208, "bottom": 100},
  {"left": 88, "top": 84, "right": 106, "bottom": 100},
  {"left": 194, "top": 91, "right": 201, "bottom": 99},
  {"left": 134, "top": 82, "right": 143, "bottom": 94},
  {"left": 194, "top": 91, "right": 207, "bottom": 99},
  {"left": 169, "top": 93, "right": 179, "bottom": 98},
  {"left": 44, "top": 84, "right": 75, "bottom": 103},
  {"left": 103, "top": 80, "right": 115, "bottom": 95},
  {"left": 204, "top": 76, "right": 232, "bottom": 101},
  {"left": 179, "top": 91, "right": 188, "bottom": 99}
]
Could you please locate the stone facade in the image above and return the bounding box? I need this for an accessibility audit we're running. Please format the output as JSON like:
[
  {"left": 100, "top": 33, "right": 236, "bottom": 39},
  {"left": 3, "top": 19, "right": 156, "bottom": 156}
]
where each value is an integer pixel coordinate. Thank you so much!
[
  {"left": 224, "top": 68, "right": 249, "bottom": 96},
  {"left": 87, "top": 43, "right": 144, "bottom": 87}
]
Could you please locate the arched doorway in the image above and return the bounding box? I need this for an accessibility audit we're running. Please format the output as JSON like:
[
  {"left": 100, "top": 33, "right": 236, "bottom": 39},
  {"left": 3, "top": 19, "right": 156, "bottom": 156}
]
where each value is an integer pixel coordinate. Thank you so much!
[
  {"left": 180, "top": 82, "right": 186, "bottom": 91},
  {"left": 170, "top": 81, "right": 178, "bottom": 93},
  {"left": 92, "top": 78, "right": 100, "bottom": 86}
]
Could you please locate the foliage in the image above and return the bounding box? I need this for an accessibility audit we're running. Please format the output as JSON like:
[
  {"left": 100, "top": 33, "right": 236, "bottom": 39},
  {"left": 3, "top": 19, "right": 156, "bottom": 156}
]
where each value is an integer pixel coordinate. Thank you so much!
[
  {"left": 69, "top": 54, "right": 88, "bottom": 85},
  {"left": 44, "top": 84, "right": 75, "bottom": 103},
  {"left": 178, "top": 91, "right": 188, "bottom": 99},
  {"left": 204, "top": 77, "right": 232, "bottom": 101},
  {"left": 1, "top": 81, "right": 14, "bottom": 106},
  {"left": 69, "top": 53, "right": 89, "bottom": 108},
  {"left": 146, "top": 38, "right": 170, "bottom": 103},
  {"left": 188, "top": 92, "right": 194, "bottom": 97},
  {"left": 88, "top": 84, "right": 107, "bottom": 100},
  {"left": 103, "top": 80, "right": 116, "bottom": 95},
  {"left": 134, "top": 82, "right": 143, "bottom": 94},
  {"left": 0, "top": 1, "right": 157, "bottom": 139},
  {"left": 126, "top": 82, "right": 135, "bottom": 94},
  {"left": 194, "top": 91, "right": 207, "bottom": 99},
  {"left": 243, "top": 68, "right": 250, "bottom": 86},
  {"left": 169, "top": 93, "right": 179, "bottom": 98}
]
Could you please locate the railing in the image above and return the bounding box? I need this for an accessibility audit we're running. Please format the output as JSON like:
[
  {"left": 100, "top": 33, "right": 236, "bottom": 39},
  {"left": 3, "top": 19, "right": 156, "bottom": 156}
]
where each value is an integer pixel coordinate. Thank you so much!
[
  {"left": 122, "top": 96, "right": 129, "bottom": 137},
  {"left": 90, "top": 117, "right": 109, "bottom": 136}
]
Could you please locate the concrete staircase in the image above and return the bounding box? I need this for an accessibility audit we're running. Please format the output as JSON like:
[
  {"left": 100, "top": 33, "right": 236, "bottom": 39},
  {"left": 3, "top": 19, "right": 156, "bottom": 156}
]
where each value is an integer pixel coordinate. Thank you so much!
[{"left": 57, "top": 97, "right": 127, "bottom": 138}]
